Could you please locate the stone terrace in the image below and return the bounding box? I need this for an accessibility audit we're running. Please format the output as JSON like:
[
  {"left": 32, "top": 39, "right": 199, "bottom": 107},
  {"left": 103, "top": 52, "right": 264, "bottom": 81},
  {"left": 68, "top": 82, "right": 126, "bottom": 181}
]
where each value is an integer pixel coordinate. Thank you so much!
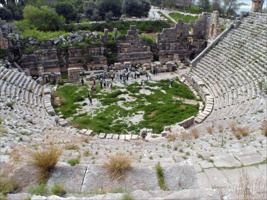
[
  {"left": 0, "top": 60, "right": 56, "bottom": 149},
  {"left": 190, "top": 12, "right": 267, "bottom": 128}
]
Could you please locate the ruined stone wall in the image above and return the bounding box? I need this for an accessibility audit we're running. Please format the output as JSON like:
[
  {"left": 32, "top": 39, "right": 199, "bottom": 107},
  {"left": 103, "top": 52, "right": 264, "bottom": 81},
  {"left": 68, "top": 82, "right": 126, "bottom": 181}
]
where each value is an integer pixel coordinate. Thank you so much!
[
  {"left": 0, "top": 30, "right": 8, "bottom": 50},
  {"left": 117, "top": 25, "right": 153, "bottom": 64},
  {"left": 251, "top": 0, "right": 264, "bottom": 12},
  {"left": 157, "top": 13, "right": 209, "bottom": 64},
  {"left": 157, "top": 21, "right": 191, "bottom": 63},
  {"left": 208, "top": 11, "right": 221, "bottom": 40},
  {"left": 20, "top": 46, "right": 107, "bottom": 76}
]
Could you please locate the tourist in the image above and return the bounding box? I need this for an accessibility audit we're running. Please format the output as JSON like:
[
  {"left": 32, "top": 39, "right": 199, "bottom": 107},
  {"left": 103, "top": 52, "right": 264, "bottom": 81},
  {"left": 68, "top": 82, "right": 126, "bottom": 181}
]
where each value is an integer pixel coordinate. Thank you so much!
[
  {"left": 88, "top": 94, "right": 93, "bottom": 105},
  {"left": 169, "top": 79, "right": 173, "bottom": 87},
  {"left": 81, "top": 79, "right": 84, "bottom": 86},
  {"left": 146, "top": 72, "right": 149, "bottom": 80}
]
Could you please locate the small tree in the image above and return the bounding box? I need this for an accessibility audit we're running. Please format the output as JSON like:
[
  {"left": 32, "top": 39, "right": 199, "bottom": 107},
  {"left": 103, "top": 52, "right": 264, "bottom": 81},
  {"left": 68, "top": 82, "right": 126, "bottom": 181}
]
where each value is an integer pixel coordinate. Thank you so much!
[
  {"left": 55, "top": 2, "right": 77, "bottom": 23},
  {"left": 23, "top": 5, "right": 65, "bottom": 31},
  {"left": 122, "top": 0, "right": 151, "bottom": 17},
  {"left": 97, "top": 0, "right": 122, "bottom": 20}
]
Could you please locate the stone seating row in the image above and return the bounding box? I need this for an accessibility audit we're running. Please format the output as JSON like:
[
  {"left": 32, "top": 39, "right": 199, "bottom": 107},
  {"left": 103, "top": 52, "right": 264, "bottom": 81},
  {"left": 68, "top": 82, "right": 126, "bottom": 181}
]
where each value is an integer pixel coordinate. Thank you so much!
[
  {"left": 190, "top": 13, "right": 266, "bottom": 124},
  {"left": 0, "top": 64, "right": 56, "bottom": 118}
]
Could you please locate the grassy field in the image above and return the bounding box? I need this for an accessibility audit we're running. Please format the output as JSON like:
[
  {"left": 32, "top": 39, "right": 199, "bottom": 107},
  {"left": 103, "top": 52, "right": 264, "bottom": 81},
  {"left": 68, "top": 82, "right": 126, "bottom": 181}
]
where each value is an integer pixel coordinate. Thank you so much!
[
  {"left": 169, "top": 12, "right": 198, "bottom": 23},
  {"left": 54, "top": 80, "right": 199, "bottom": 134}
]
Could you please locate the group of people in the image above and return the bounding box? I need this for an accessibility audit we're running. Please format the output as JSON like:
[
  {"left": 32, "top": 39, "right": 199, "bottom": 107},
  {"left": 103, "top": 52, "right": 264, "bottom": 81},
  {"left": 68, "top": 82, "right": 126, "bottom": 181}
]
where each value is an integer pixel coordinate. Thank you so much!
[{"left": 81, "top": 66, "right": 154, "bottom": 106}]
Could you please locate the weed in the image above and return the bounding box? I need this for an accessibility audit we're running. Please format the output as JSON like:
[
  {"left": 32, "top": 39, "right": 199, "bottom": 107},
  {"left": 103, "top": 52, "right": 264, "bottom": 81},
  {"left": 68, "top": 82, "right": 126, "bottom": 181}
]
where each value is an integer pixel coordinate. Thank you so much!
[
  {"left": 28, "top": 184, "right": 47, "bottom": 195},
  {"left": 103, "top": 153, "right": 132, "bottom": 180},
  {"left": 155, "top": 162, "right": 168, "bottom": 190},
  {"left": 31, "top": 146, "right": 62, "bottom": 183},
  {"left": 0, "top": 176, "right": 19, "bottom": 195},
  {"left": 67, "top": 158, "right": 80, "bottom": 166},
  {"left": 51, "top": 184, "right": 66, "bottom": 197}
]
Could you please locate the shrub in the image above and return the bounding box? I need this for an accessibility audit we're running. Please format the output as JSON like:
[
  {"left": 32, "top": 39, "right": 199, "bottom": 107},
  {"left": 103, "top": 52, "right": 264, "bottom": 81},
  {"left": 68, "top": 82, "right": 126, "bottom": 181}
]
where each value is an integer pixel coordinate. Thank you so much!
[
  {"left": 28, "top": 184, "right": 47, "bottom": 195},
  {"left": 55, "top": 2, "right": 77, "bottom": 23},
  {"left": 262, "top": 121, "right": 267, "bottom": 137},
  {"left": 0, "top": 176, "right": 19, "bottom": 195},
  {"left": 31, "top": 146, "right": 62, "bottom": 183},
  {"left": 67, "top": 158, "right": 80, "bottom": 166},
  {"left": 51, "top": 184, "right": 66, "bottom": 197},
  {"left": 103, "top": 153, "right": 132, "bottom": 180},
  {"left": 190, "top": 128, "right": 199, "bottom": 139},
  {"left": 155, "top": 162, "right": 168, "bottom": 190}
]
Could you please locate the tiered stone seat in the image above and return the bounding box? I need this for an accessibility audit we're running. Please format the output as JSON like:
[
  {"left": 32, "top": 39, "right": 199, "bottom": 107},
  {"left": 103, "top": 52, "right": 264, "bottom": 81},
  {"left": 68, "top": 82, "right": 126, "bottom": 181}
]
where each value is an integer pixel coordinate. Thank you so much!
[
  {"left": 0, "top": 61, "right": 56, "bottom": 139},
  {"left": 190, "top": 13, "right": 267, "bottom": 125}
]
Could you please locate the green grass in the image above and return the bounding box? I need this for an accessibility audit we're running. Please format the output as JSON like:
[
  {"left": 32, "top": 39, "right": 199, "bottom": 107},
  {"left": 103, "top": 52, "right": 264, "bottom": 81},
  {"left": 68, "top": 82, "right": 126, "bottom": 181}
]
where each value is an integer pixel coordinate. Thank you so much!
[
  {"left": 169, "top": 12, "right": 198, "bottom": 23},
  {"left": 54, "top": 84, "right": 89, "bottom": 118},
  {"left": 0, "top": 176, "right": 19, "bottom": 195},
  {"left": 55, "top": 79, "right": 198, "bottom": 134},
  {"left": 155, "top": 162, "right": 168, "bottom": 190},
  {"left": 28, "top": 184, "right": 48, "bottom": 195},
  {"left": 51, "top": 184, "right": 66, "bottom": 197},
  {"left": 67, "top": 158, "right": 80, "bottom": 166}
]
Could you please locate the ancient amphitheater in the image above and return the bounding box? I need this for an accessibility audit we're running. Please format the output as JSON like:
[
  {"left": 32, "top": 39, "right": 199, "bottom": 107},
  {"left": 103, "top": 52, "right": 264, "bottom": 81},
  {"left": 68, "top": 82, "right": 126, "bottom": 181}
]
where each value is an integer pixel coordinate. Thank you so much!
[{"left": 0, "top": 12, "right": 266, "bottom": 200}]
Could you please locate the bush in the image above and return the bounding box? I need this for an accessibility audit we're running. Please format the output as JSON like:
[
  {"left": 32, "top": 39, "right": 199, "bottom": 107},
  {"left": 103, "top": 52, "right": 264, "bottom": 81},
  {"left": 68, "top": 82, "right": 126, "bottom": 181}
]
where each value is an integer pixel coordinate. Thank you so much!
[
  {"left": 0, "top": 176, "right": 19, "bottom": 195},
  {"left": 155, "top": 162, "right": 167, "bottom": 190},
  {"left": 97, "top": 0, "right": 122, "bottom": 20},
  {"left": 67, "top": 158, "right": 80, "bottom": 166},
  {"left": 28, "top": 184, "right": 48, "bottom": 195},
  {"left": 104, "top": 153, "right": 132, "bottom": 180},
  {"left": 31, "top": 146, "right": 62, "bottom": 183},
  {"left": 51, "top": 184, "right": 66, "bottom": 197}
]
